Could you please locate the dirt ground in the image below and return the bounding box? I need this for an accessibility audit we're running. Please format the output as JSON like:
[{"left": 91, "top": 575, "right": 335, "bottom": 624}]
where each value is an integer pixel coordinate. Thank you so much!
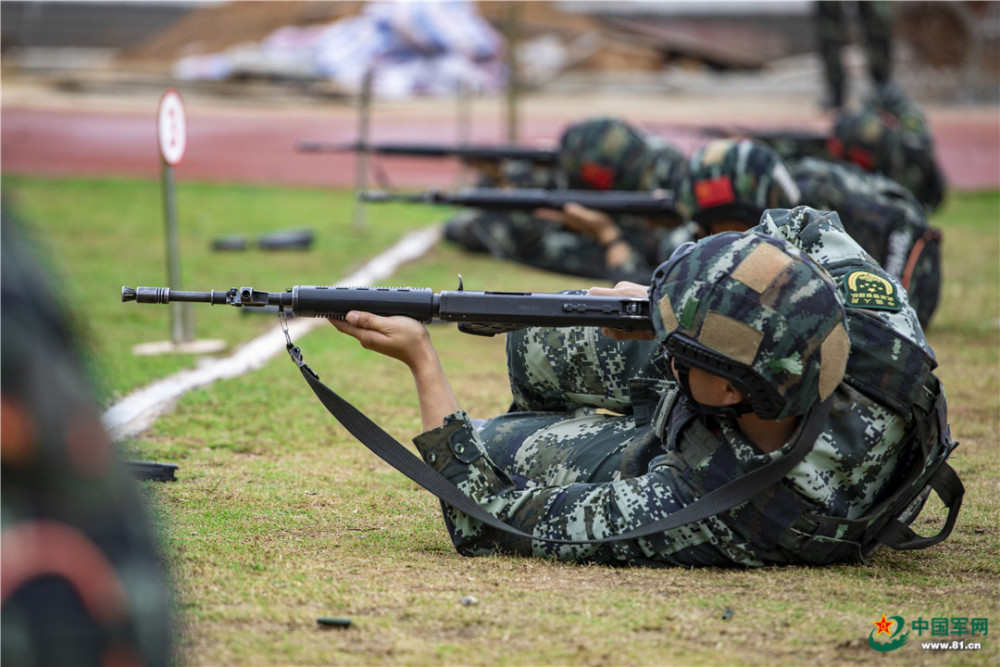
[{"left": 1, "top": 70, "right": 998, "bottom": 192}]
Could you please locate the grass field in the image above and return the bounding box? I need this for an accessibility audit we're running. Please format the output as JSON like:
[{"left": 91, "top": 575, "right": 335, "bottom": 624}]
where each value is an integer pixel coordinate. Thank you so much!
[{"left": 3, "top": 176, "right": 998, "bottom": 666}]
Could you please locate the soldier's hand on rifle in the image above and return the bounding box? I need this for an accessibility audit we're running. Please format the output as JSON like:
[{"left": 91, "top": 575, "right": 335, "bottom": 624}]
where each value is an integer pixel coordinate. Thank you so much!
[
  {"left": 329, "top": 312, "right": 459, "bottom": 430},
  {"left": 535, "top": 202, "right": 632, "bottom": 268},
  {"left": 587, "top": 282, "right": 656, "bottom": 341},
  {"left": 329, "top": 312, "right": 434, "bottom": 369}
]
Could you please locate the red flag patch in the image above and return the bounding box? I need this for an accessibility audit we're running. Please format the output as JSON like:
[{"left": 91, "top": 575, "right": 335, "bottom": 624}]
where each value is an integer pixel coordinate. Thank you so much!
[
  {"left": 694, "top": 176, "right": 735, "bottom": 208},
  {"left": 579, "top": 162, "right": 615, "bottom": 190}
]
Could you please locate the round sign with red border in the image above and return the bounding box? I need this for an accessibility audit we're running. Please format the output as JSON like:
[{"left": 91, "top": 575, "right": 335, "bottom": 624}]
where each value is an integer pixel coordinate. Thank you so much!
[{"left": 157, "top": 88, "right": 187, "bottom": 166}]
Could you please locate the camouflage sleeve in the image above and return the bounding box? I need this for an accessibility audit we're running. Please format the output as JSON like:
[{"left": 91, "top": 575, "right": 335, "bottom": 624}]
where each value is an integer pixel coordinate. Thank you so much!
[{"left": 412, "top": 410, "right": 745, "bottom": 567}]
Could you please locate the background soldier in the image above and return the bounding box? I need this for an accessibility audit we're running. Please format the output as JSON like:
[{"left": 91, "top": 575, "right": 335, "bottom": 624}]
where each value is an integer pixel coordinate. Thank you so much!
[
  {"left": 674, "top": 137, "right": 942, "bottom": 328},
  {"left": 443, "top": 116, "right": 687, "bottom": 283}
]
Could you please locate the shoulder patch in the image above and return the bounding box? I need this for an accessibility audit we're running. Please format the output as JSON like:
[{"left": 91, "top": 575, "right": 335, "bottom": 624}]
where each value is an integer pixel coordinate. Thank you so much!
[{"left": 842, "top": 270, "right": 903, "bottom": 311}]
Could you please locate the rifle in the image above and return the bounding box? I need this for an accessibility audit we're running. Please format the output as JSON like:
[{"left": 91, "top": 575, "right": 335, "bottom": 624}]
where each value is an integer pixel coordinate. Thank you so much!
[
  {"left": 297, "top": 140, "right": 559, "bottom": 166},
  {"left": 121, "top": 284, "right": 652, "bottom": 337},
  {"left": 359, "top": 187, "right": 677, "bottom": 216}
]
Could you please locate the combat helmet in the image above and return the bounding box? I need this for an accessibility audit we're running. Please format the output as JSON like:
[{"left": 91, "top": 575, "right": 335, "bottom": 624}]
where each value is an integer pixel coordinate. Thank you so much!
[
  {"left": 678, "top": 139, "right": 801, "bottom": 232},
  {"left": 649, "top": 228, "right": 850, "bottom": 420},
  {"left": 640, "top": 141, "right": 689, "bottom": 193},
  {"left": 557, "top": 117, "right": 652, "bottom": 191},
  {"left": 828, "top": 106, "right": 905, "bottom": 179}
]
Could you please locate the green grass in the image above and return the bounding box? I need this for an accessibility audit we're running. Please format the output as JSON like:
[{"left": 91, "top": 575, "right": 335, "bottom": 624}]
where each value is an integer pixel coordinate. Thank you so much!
[
  {"left": 5, "top": 176, "right": 998, "bottom": 666},
  {"left": 1, "top": 176, "right": 445, "bottom": 401}
]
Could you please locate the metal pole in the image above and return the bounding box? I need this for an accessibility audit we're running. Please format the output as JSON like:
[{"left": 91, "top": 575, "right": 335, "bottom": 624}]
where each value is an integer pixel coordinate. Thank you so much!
[
  {"left": 352, "top": 66, "right": 374, "bottom": 232},
  {"left": 504, "top": 2, "right": 521, "bottom": 144},
  {"left": 456, "top": 74, "right": 472, "bottom": 187},
  {"left": 160, "top": 160, "right": 190, "bottom": 343}
]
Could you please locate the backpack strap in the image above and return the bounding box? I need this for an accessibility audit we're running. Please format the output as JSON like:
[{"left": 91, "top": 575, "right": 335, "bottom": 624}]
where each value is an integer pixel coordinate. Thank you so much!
[{"left": 876, "top": 462, "right": 963, "bottom": 550}]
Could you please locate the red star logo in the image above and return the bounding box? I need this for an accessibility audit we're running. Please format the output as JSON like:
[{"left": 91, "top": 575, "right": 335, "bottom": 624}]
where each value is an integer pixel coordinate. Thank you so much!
[{"left": 872, "top": 614, "right": 894, "bottom": 636}]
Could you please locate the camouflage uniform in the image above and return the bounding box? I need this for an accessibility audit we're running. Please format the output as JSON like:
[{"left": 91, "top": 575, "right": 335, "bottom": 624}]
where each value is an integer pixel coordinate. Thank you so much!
[
  {"left": 443, "top": 117, "right": 686, "bottom": 283},
  {"left": 815, "top": 1, "right": 893, "bottom": 109},
  {"left": 829, "top": 83, "right": 947, "bottom": 211},
  {"left": 1, "top": 207, "right": 174, "bottom": 663},
  {"left": 411, "top": 206, "right": 946, "bottom": 567}
]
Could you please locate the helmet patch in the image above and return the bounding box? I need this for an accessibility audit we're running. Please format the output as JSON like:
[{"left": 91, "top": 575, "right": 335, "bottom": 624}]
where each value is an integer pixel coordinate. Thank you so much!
[
  {"left": 698, "top": 311, "right": 763, "bottom": 366},
  {"left": 694, "top": 176, "right": 735, "bottom": 209},
  {"left": 818, "top": 322, "right": 850, "bottom": 400},
  {"left": 657, "top": 294, "right": 678, "bottom": 333},
  {"left": 843, "top": 270, "right": 902, "bottom": 311},
  {"left": 731, "top": 243, "right": 793, "bottom": 293}
]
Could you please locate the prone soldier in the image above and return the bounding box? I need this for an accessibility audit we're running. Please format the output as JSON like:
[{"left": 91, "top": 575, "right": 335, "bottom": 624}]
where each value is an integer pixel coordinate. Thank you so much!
[
  {"left": 329, "top": 206, "right": 960, "bottom": 566},
  {"left": 443, "top": 116, "right": 688, "bottom": 283}
]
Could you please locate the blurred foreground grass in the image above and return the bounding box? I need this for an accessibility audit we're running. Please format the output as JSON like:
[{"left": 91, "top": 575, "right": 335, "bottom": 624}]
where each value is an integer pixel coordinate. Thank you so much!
[{"left": 3, "top": 176, "right": 997, "bottom": 666}]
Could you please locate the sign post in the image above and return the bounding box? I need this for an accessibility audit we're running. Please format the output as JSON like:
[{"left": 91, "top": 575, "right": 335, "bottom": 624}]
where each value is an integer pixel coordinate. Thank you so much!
[
  {"left": 133, "top": 89, "right": 225, "bottom": 356},
  {"left": 352, "top": 67, "right": 374, "bottom": 232},
  {"left": 157, "top": 88, "right": 192, "bottom": 343}
]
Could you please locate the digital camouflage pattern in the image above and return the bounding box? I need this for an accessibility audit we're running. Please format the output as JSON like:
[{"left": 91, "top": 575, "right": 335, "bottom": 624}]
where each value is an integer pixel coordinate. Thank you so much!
[
  {"left": 649, "top": 231, "right": 850, "bottom": 420},
  {"left": 815, "top": 0, "right": 892, "bottom": 109},
  {"left": 411, "top": 206, "right": 950, "bottom": 567},
  {"left": 791, "top": 156, "right": 942, "bottom": 328},
  {"left": 678, "top": 139, "right": 801, "bottom": 232},
  {"left": 1, "top": 208, "right": 174, "bottom": 664}
]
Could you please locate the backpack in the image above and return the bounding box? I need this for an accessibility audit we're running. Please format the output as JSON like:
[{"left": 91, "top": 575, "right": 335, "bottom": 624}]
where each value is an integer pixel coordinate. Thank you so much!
[{"left": 792, "top": 157, "right": 942, "bottom": 328}]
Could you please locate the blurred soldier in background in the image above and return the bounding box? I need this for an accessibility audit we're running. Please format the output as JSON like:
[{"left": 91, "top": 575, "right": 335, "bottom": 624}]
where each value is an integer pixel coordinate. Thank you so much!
[
  {"left": 815, "top": 0, "right": 894, "bottom": 109},
  {"left": 673, "top": 137, "right": 941, "bottom": 328},
  {"left": 1, "top": 204, "right": 174, "bottom": 665},
  {"left": 444, "top": 116, "right": 688, "bottom": 283},
  {"left": 829, "top": 82, "right": 947, "bottom": 211}
]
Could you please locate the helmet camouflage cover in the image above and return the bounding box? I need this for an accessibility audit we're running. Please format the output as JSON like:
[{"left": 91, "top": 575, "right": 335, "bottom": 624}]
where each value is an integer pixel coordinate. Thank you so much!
[
  {"left": 557, "top": 117, "right": 652, "bottom": 191},
  {"left": 640, "top": 140, "right": 689, "bottom": 192},
  {"left": 828, "top": 106, "right": 905, "bottom": 178},
  {"left": 679, "top": 139, "right": 801, "bottom": 228},
  {"left": 649, "top": 229, "right": 850, "bottom": 420}
]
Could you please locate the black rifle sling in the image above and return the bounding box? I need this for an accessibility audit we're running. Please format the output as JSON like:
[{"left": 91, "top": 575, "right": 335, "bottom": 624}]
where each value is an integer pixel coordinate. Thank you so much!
[{"left": 288, "top": 342, "right": 832, "bottom": 546}]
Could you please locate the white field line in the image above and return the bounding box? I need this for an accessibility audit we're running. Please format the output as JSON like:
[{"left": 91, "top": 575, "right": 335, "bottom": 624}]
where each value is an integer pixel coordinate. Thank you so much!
[{"left": 102, "top": 225, "right": 442, "bottom": 442}]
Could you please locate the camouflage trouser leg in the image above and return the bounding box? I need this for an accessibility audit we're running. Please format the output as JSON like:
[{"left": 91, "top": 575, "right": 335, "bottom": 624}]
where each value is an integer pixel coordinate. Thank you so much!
[
  {"left": 478, "top": 411, "right": 636, "bottom": 488},
  {"left": 505, "top": 326, "right": 663, "bottom": 414},
  {"left": 815, "top": 0, "right": 846, "bottom": 106},
  {"left": 475, "top": 326, "right": 664, "bottom": 487},
  {"left": 858, "top": 0, "right": 892, "bottom": 85}
]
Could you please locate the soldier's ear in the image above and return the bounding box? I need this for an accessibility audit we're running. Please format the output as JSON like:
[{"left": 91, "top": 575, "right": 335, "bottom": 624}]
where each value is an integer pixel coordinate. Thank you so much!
[{"left": 720, "top": 381, "right": 745, "bottom": 407}]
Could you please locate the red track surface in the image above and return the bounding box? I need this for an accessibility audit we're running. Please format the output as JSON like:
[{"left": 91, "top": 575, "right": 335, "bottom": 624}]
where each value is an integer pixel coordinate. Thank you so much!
[{"left": 2, "top": 89, "right": 998, "bottom": 192}]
